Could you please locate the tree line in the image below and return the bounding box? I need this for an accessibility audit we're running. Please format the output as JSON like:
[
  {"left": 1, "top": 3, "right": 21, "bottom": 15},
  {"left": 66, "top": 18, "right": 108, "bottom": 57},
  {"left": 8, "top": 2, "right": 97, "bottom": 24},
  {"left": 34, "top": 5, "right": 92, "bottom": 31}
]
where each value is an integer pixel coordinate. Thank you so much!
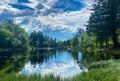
[
  {"left": 0, "top": 22, "right": 67, "bottom": 49},
  {"left": 64, "top": 0, "right": 120, "bottom": 50},
  {"left": 30, "top": 31, "right": 57, "bottom": 48},
  {"left": 1, "top": 0, "right": 120, "bottom": 51},
  {"left": 0, "top": 23, "right": 29, "bottom": 49},
  {"left": 87, "top": 0, "right": 120, "bottom": 48}
]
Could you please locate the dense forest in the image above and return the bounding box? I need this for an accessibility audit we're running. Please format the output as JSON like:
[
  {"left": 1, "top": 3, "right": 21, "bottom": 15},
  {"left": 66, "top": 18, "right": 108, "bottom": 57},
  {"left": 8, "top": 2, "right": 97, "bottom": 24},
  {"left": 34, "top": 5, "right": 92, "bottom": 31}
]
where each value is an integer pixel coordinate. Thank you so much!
[
  {"left": 0, "top": 22, "right": 29, "bottom": 49},
  {"left": 66, "top": 0, "right": 120, "bottom": 51},
  {"left": 87, "top": 0, "right": 120, "bottom": 48},
  {"left": 30, "top": 31, "right": 57, "bottom": 48},
  {"left": 0, "top": 0, "right": 120, "bottom": 51},
  {"left": 0, "top": 22, "right": 68, "bottom": 49},
  {"left": 1, "top": 0, "right": 120, "bottom": 81}
]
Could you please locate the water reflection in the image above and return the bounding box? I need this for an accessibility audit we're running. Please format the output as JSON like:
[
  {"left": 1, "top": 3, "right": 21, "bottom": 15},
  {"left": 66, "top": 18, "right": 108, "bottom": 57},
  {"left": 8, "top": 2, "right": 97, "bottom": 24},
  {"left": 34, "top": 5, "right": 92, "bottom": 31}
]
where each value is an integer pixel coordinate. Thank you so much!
[
  {"left": 0, "top": 50, "right": 30, "bottom": 73},
  {"left": 81, "top": 51, "right": 117, "bottom": 67},
  {"left": 0, "top": 49, "right": 117, "bottom": 78},
  {"left": 20, "top": 50, "right": 85, "bottom": 78}
]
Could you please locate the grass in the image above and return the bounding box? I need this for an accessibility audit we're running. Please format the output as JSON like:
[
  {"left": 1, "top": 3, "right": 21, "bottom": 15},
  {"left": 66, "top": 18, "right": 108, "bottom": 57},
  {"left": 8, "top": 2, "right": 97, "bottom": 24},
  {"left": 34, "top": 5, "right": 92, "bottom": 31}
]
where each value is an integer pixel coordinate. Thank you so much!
[
  {"left": 1, "top": 60, "right": 120, "bottom": 81},
  {"left": 65, "top": 60, "right": 120, "bottom": 81},
  {"left": 0, "top": 72, "right": 62, "bottom": 81}
]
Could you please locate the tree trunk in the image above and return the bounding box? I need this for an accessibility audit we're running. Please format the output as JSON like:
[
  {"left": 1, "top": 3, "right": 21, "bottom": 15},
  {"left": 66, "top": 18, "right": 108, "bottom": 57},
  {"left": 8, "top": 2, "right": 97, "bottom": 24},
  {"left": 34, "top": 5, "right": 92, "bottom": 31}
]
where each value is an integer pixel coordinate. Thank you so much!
[
  {"left": 105, "top": 39, "right": 109, "bottom": 48},
  {"left": 112, "top": 30, "right": 119, "bottom": 48},
  {"left": 110, "top": 0, "right": 119, "bottom": 48}
]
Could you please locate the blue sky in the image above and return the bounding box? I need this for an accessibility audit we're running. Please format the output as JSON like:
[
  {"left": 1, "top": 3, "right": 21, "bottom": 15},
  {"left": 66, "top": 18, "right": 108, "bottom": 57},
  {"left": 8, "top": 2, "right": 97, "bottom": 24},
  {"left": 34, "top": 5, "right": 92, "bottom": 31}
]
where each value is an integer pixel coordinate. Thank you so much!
[
  {"left": 0, "top": 0, "right": 93, "bottom": 40},
  {"left": 44, "top": 31, "right": 75, "bottom": 41}
]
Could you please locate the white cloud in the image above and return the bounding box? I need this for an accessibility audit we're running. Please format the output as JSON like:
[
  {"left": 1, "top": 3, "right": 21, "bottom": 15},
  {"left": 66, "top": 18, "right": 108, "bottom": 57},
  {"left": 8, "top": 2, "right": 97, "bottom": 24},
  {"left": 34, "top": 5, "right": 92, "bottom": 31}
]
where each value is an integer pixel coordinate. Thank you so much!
[
  {"left": 28, "top": 0, "right": 57, "bottom": 9},
  {"left": 22, "top": 0, "right": 93, "bottom": 33},
  {"left": 36, "top": 1, "right": 93, "bottom": 33},
  {"left": 0, "top": 0, "right": 17, "bottom": 5},
  {"left": 0, "top": 5, "right": 20, "bottom": 19},
  {"left": 0, "top": 0, "right": 94, "bottom": 34}
]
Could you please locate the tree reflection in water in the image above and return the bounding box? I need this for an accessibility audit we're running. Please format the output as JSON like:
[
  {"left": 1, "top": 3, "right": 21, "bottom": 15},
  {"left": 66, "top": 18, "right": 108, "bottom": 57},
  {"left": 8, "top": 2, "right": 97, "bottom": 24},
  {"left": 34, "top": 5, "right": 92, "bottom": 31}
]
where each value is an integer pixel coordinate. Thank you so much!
[
  {"left": 0, "top": 49, "right": 118, "bottom": 75},
  {"left": 0, "top": 50, "right": 30, "bottom": 73}
]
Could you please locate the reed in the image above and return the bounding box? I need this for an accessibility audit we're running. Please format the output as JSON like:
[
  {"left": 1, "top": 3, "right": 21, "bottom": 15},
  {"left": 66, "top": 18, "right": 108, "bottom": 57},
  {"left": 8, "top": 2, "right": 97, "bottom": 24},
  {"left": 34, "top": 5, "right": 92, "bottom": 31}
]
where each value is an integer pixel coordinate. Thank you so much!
[{"left": 1, "top": 60, "right": 120, "bottom": 81}]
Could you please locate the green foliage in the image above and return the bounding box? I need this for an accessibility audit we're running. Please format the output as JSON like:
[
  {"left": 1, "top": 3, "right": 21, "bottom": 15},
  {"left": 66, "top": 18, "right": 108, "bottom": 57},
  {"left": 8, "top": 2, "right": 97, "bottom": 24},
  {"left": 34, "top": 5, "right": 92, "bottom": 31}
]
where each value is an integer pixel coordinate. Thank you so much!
[
  {"left": 77, "top": 32, "right": 98, "bottom": 51},
  {"left": 72, "top": 0, "right": 120, "bottom": 50},
  {"left": 0, "top": 23, "right": 29, "bottom": 49},
  {"left": 0, "top": 28, "right": 13, "bottom": 48},
  {"left": 0, "top": 72, "right": 62, "bottom": 81},
  {"left": 65, "top": 60, "right": 120, "bottom": 81},
  {"left": 1, "top": 60, "right": 120, "bottom": 81},
  {"left": 70, "top": 36, "right": 78, "bottom": 47},
  {"left": 86, "top": 0, "right": 120, "bottom": 48},
  {"left": 56, "top": 41, "right": 65, "bottom": 48},
  {"left": 63, "top": 35, "right": 79, "bottom": 49},
  {"left": 30, "top": 31, "right": 57, "bottom": 48}
]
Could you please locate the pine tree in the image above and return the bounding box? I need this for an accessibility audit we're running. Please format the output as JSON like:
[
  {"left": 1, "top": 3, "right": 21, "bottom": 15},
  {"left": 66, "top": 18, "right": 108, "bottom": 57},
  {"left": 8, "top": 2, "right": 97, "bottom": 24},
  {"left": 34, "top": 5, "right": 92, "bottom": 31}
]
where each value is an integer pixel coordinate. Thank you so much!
[{"left": 87, "top": 0, "right": 120, "bottom": 48}]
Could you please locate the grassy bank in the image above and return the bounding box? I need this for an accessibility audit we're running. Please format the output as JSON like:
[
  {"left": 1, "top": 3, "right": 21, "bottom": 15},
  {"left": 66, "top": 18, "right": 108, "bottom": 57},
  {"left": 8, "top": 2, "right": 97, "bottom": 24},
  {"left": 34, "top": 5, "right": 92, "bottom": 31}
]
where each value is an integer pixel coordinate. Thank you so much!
[
  {"left": 66, "top": 60, "right": 120, "bottom": 81},
  {"left": 0, "top": 60, "right": 120, "bottom": 81},
  {"left": 0, "top": 72, "right": 61, "bottom": 81}
]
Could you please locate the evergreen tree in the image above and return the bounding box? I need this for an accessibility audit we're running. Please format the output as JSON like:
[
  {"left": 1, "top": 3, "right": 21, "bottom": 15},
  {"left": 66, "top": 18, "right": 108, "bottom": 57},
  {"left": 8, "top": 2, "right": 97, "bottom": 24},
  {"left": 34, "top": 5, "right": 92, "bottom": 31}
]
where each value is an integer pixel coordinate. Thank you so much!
[{"left": 87, "top": 0, "right": 120, "bottom": 48}]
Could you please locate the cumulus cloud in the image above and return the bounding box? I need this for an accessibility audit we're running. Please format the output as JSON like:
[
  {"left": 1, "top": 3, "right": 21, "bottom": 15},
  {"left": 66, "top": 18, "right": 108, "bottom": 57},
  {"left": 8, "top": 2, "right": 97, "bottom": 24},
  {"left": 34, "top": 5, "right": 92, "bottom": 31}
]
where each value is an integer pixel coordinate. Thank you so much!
[
  {"left": 0, "top": 0, "right": 94, "bottom": 37},
  {"left": 0, "top": 0, "right": 17, "bottom": 5},
  {"left": 36, "top": 0, "right": 93, "bottom": 33}
]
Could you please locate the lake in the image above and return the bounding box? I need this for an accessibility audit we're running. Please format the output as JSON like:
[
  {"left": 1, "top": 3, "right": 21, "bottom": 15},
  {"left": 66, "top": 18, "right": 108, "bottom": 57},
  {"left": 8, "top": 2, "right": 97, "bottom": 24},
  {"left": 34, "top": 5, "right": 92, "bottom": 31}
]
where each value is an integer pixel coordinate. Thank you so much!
[
  {"left": 0, "top": 49, "right": 115, "bottom": 78},
  {"left": 19, "top": 50, "right": 87, "bottom": 78}
]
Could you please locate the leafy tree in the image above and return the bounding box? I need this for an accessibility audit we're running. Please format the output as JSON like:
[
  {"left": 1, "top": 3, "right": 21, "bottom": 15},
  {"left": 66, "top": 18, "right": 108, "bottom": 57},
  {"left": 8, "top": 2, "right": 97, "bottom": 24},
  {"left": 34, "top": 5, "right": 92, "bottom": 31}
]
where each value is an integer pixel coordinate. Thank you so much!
[
  {"left": 30, "top": 31, "right": 38, "bottom": 47},
  {"left": 79, "top": 32, "right": 97, "bottom": 49},
  {"left": 0, "top": 23, "right": 29, "bottom": 49},
  {"left": 30, "top": 31, "right": 57, "bottom": 48},
  {"left": 56, "top": 41, "right": 64, "bottom": 48},
  {"left": 87, "top": 0, "right": 120, "bottom": 48},
  {"left": 70, "top": 36, "right": 78, "bottom": 47},
  {"left": 0, "top": 28, "right": 13, "bottom": 48}
]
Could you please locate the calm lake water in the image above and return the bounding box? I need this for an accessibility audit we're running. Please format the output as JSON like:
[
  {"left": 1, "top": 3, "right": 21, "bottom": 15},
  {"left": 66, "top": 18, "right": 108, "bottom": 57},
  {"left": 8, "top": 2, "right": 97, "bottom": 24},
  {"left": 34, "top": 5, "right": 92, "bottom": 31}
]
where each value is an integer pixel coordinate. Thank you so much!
[
  {"left": 0, "top": 49, "right": 116, "bottom": 78},
  {"left": 19, "top": 50, "right": 87, "bottom": 78}
]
